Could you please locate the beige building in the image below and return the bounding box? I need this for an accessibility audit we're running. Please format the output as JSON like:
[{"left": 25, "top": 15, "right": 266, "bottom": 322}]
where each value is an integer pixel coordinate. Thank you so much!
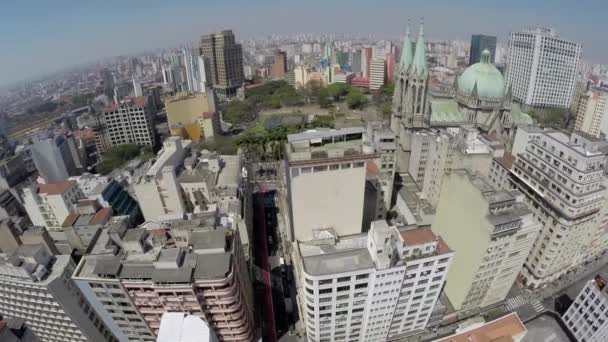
[
  {"left": 433, "top": 170, "right": 540, "bottom": 311},
  {"left": 165, "top": 92, "right": 217, "bottom": 143},
  {"left": 510, "top": 131, "right": 608, "bottom": 288},
  {"left": 574, "top": 90, "right": 608, "bottom": 138},
  {"left": 97, "top": 97, "right": 156, "bottom": 153},
  {"left": 198, "top": 30, "right": 244, "bottom": 99},
  {"left": 285, "top": 128, "right": 383, "bottom": 241}
]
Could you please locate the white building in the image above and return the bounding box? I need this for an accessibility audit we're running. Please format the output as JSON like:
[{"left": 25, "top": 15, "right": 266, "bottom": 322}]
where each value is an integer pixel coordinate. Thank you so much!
[
  {"left": 505, "top": 27, "right": 581, "bottom": 110},
  {"left": 23, "top": 181, "right": 83, "bottom": 231},
  {"left": 294, "top": 221, "right": 453, "bottom": 342},
  {"left": 433, "top": 170, "right": 540, "bottom": 311},
  {"left": 99, "top": 97, "right": 156, "bottom": 153},
  {"left": 0, "top": 245, "right": 116, "bottom": 342},
  {"left": 157, "top": 312, "right": 218, "bottom": 342},
  {"left": 369, "top": 58, "right": 386, "bottom": 90},
  {"left": 563, "top": 275, "right": 608, "bottom": 342},
  {"left": 510, "top": 131, "right": 608, "bottom": 288},
  {"left": 30, "top": 134, "right": 81, "bottom": 183},
  {"left": 575, "top": 90, "right": 608, "bottom": 138},
  {"left": 133, "top": 137, "right": 190, "bottom": 221}
]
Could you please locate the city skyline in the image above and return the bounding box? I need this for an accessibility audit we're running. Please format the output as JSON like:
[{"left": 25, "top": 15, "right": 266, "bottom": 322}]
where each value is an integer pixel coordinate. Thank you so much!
[{"left": 1, "top": 0, "right": 607, "bottom": 86}]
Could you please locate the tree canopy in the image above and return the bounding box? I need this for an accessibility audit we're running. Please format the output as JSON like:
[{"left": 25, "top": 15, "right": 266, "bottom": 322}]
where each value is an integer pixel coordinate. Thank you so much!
[{"left": 96, "top": 144, "right": 151, "bottom": 175}]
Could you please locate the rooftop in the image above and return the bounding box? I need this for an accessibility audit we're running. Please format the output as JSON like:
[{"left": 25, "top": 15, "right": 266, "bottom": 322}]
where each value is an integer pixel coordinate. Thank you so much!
[
  {"left": 37, "top": 181, "right": 75, "bottom": 195},
  {"left": 494, "top": 152, "right": 514, "bottom": 170},
  {"left": 434, "top": 312, "right": 526, "bottom": 342}
]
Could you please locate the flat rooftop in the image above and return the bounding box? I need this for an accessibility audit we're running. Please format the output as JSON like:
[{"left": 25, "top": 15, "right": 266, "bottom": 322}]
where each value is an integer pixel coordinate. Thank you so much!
[
  {"left": 434, "top": 312, "right": 526, "bottom": 342},
  {"left": 302, "top": 248, "right": 375, "bottom": 276}
]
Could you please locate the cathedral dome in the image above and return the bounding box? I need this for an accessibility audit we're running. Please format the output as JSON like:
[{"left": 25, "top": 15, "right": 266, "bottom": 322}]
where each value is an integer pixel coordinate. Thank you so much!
[{"left": 457, "top": 50, "right": 505, "bottom": 99}]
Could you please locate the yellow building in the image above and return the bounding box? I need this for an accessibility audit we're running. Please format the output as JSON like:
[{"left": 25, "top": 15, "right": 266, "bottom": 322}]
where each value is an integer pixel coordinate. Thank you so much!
[{"left": 165, "top": 92, "right": 216, "bottom": 143}]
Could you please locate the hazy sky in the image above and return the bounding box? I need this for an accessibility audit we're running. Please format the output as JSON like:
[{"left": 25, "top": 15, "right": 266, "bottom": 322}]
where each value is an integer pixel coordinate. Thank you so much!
[{"left": 1, "top": 0, "right": 607, "bottom": 86}]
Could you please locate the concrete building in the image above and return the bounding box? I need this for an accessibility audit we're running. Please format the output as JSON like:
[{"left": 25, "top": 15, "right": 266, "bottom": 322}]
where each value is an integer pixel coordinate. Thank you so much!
[
  {"left": 469, "top": 34, "right": 497, "bottom": 65},
  {"left": 0, "top": 189, "right": 27, "bottom": 221},
  {"left": 198, "top": 30, "right": 244, "bottom": 99},
  {"left": 432, "top": 312, "right": 527, "bottom": 342},
  {"left": 563, "top": 274, "right": 608, "bottom": 342},
  {"left": 369, "top": 58, "right": 386, "bottom": 91},
  {"left": 74, "top": 225, "right": 254, "bottom": 341},
  {"left": 574, "top": 90, "right": 608, "bottom": 138},
  {"left": 157, "top": 313, "right": 218, "bottom": 342},
  {"left": 98, "top": 97, "right": 156, "bottom": 153},
  {"left": 165, "top": 92, "right": 217, "bottom": 143},
  {"left": 294, "top": 221, "right": 453, "bottom": 342},
  {"left": 505, "top": 27, "right": 581, "bottom": 111},
  {"left": 488, "top": 152, "right": 515, "bottom": 191},
  {"left": 0, "top": 245, "right": 117, "bottom": 342},
  {"left": 510, "top": 131, "right": 608, "bottom": 288},
  {"left": 271, "top": 50, "right": 288, "bottom": 80},
  {"left": 285, "top": 128, "right": 382, "bottom": 241},
  {"left": 433, "top": 170, "right": 540, "bottom": 311},
  {"left": 31, "top": 134, "right": 81, "bottom": 183},
  {"left": 61, "top": 200, "right": 113, "bottom": 252},
  {"left": 361, "top": 47, "right": 372, "bottom": 79},
  {"left": 23, "top": 181, "right": 83, "bottom": 231},
  {"left": 0, "top": 317, "right": 41, "bottom": 342}
]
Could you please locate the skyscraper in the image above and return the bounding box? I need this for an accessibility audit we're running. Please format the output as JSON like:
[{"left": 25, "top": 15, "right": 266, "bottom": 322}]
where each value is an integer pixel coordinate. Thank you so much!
[
  {"left": 369, "top": 58, "right": 386, "bottom": 90},
  {"left": 30, "top": 134, "right": 81, "bottom": 183},
  {"left": 469, "top": 34, "right": 497, "bottom": 65},
  {"left": 574, "top": 90, "right": 608, "bottom": 138},
  {"left": 198, "top": 30, "right": 244, "bottom": 99},
  {"left": 505, "top": 27, "right": 581, "bottom": 111},
  {"left": 270, "top": 50, "right": 288, "bottom": 79}
]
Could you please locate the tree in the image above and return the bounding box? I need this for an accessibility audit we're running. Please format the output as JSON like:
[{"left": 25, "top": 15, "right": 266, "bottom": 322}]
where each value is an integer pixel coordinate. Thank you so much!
[
  {"left": 96, "top": 144, "right": 147, "bottom": 175},
  {"left": 346, "top": 88, "right": 368, "bottom": 109},
  {"left": 223, "top": 100, "right": 254, "bottom": 125},
  {"left": 318, "top": 87, "right": 333, "bottom": 107}
]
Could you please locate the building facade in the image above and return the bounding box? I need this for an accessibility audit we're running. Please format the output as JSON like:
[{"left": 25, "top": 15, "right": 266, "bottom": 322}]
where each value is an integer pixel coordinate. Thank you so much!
[
  {"left": 574, "top": 90, "right": 608, "bottom": 138},
  {"left": 31, "top": 134, "right": 80, "bottom": 183},
  {"left": 99, "top": 97, "right": 156, "bottom": 152},
  {"left": 295, "top": 221, "right": 453, "bottom": 342},
  {"left": 271, "top": 50, "right": 288, "bottom": 80},
  {"left": 509, "top": 131, "right": 607, "bottom": 288},
  {"left": 23, "top": 181, "right": 83, "bottom": 232},
  {"left": 433, "top": 170, "right": 540, "bottom": 311},
  {"left": 369, "top": 58, "right": 386, "bottom": 91},
  {"left": 505, "top": 27, "right": 581, "bottom": 111},
  {"left": 563, "top": 275, "right": 608, "bottom": 342},
  {"left": 0, "top": 246, "right": 117, "bottom": 342},
  {"left": 198, "top": 30, "right": 245, "bottom": 99}
]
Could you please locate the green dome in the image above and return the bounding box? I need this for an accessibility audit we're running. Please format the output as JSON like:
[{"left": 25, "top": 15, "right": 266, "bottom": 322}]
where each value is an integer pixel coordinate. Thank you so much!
[{"left": 457, "top": 53, "right": 505, "bottom": 99}]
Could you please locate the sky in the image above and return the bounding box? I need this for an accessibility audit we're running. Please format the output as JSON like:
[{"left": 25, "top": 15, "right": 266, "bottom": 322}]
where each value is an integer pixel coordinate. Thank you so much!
[{"left": 1, "top": 0, "right": 607, "bottom": 86}]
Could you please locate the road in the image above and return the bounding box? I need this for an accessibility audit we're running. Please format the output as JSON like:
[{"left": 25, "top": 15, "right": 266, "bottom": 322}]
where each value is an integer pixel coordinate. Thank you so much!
[{"left": 254, "top": 191, "right": 277, "bottom": 342}]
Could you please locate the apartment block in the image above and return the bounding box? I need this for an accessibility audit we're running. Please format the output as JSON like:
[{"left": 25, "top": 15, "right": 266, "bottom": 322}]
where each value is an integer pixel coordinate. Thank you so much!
[
  {"left": 23, "top": 181, "right": 83, "bottom": 231},
  {"left": 505, "top": 27, "right": 581, "bottom": 110},
  {"left": 0, "top": 245, "right": 117, "bottom": 342},
  {"left": 285, "top": 128, "right": 383, "bottom": 241},
  {"left": 510, "top": 131, "right": 608, "bottom": 288},
  {"left": 433, "top": 170, "right": 540, "bottom": 311},
  {"left": 563, "top": 275, "right": 608, "bottom": 342},
  {"left": 294, "top": 220, "right": 453, "bottom": 342},
  {"left": 574, "top": 90, "right": 608, "bottom": 138},
  {"left": 369, "top": 58, "right": 386, "bottom": 90},
  {"left": 98, "top": 97, "right": 156, "bottom": 153},
  {"left": 74, "top": 224, "right": 254, "bottom": 341}
]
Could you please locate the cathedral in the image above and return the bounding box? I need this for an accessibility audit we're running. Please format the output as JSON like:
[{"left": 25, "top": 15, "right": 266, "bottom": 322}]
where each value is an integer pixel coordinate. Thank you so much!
[{"left": 391, "top": 21, "right": 533, "bottom": 171}]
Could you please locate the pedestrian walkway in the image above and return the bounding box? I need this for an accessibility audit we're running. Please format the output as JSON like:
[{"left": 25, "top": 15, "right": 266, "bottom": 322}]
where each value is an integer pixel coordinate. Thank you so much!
[
  {"left": 531, "top": 300, "right": 544, "bottom": 313},
  {"left": 505, "top": 295, "right": 527, "bottom": 311}
]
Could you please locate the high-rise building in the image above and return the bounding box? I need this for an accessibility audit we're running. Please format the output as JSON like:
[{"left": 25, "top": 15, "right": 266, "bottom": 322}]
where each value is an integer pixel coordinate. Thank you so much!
[
  {"left": 0, "top": 245, "right": 117, "bottom": 341},
  {"left": 295, "top": 220, "right": 453, "bottom": 342},
  {"left": 198, "top": 30, "right": 244, "bottom": 99},
  {"left": 509, "top": 131, "right": 608, "bottom": 288},
  {"left": 270, "top": 50, "right": 288, "bottom": 80},
  {"left": 98, "top": 97, "right": 156, "bottom": 153},
  {"left": 574, "top": 90, "right": 608, "bottom": 138},
  {"left": 361, "top": 47, "right": 373, "bottom": 79},
  {"left": 101, "top": 69, "right": 115, "bottom": 99},
  {"left": 23, "top": 181, "right": 83, "bottom": 232},
  {"left": 351, "top": 49, "right": 362, "bottom": 74},
  {"left": 369, "top": 58, "right": 386, "bottom": 90},
  {"left": 433, "top": 170, "right": 540, "bottom": 311},
  {"left": 563, "top": 274, "right": 608, "bottom": 342},
  {"left": 75, "top": 225, "right": 254, "bottom": 341},
  {"left": 285, "top": 128, "right": 385, "bottom": 242},
  {"left": 385, "top": 52, "right": 396, "bottom": 82},
  {"left": 31, "top": 134, "right": 81, "bottom": 183},
  {"left": 505, "top": 27, "right": 581, "bottom": 111},
  {"left": 469, "top": 34, "right": 497, "bottom": 65}
]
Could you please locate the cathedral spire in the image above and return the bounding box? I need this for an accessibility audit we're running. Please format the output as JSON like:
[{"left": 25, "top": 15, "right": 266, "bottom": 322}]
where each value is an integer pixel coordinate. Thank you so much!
[
  {"left": 412, "top": 17, "right": 427, "bottom": 75},
  {"left": 400, "top": 20, "right": 413, "bottom": 68}
]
